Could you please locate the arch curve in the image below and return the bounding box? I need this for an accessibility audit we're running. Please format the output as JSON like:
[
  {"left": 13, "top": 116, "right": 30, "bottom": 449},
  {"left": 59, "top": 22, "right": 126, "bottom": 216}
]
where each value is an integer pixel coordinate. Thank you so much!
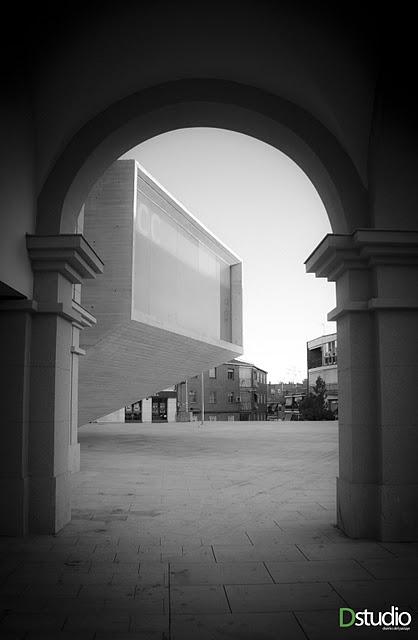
[{"left": 37, "top": 79, "right": 369, "bottom": 235}]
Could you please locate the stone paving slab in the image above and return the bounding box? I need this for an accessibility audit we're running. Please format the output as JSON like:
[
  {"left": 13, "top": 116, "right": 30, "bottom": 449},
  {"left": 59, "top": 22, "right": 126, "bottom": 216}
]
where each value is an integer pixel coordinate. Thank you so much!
[
  {"left": 170, "top": 612, "right": 306, "bottom": 640},
  {"left": 295, "top": 610, "right": 384, "bottom": 639},
  {"left": 380, "top": 542, "right": 418, "bottom": 557},
  {"left": 26, "top": 633, "right": 94, "bottom": 640},
  {"left": 170, "top": 561, "right": 274, "bottom": 585},
  {"left": 225, "top": 582, "right": 345, "bottom": 612},
  {"left": 0, "top": 612, "right": 67, "bottom": 632},
  {"left": 296, "top": 541, "right": 393, "bottom": 561},
  {"left": 63, "top": 610, "right": 130, "bottom": 632},
  {"left": 212, "top": 544, "right": 306, "bottom": 562},
  {"left": 170, "top": 585, "right": 230, "bottom": 614},
  {"left": 358, "top": 558, "right": 418, "bottom": 580},
  {"left": 265, "top": 559, "right": 373, "bottom": 583},
  {"left": 331, "top": 579, "right": 418, "bottom": 611}
]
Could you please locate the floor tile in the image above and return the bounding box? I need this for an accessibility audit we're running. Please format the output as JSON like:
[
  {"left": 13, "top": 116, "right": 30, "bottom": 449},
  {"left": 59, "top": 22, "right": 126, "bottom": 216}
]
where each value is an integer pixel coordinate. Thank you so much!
[
  {"left": 295, "top": 610, "right": 384, "bottom": 639},
  {"left": 212, "top": 544, "right": 305, "bottom": 562},
  {"left": 265, "top": 559, "right": 373, "bottom": 583},
  {"left": 297, "top": 542, "right": 392, "bottom": 561},
  {"left": 129, "top": 613, "right": 169, "bottom": 637},
  {"left": 170, "top": 561, "right": 273, "bottom": 585},
  {"left": 225, "top": 582, "right": 345, "bottom": 612},
  {"left": 64, "top": 611, "right": 130, "bottom": 631},
  {"left": 0, "top": 612, "right": 67, "bottom": 631},
  {"left": 380, "top": 543, "right": 418, "bottom": 558},
  {"left": 358, "top": 558, "right": 418, "bottom": 580},
  {"left": 170, "top": 585, "right": 230, "bottom": 614},
  {"left": 171, "top": 612, "right": 306, "bottom": 639},
  {"left": 331, "top": 579, "right": 418, "bottom": 611}
]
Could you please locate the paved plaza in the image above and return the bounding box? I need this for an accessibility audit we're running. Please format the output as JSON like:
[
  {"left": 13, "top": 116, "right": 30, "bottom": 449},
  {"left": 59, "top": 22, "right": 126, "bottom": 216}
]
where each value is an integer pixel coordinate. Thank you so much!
[{"left": 0, "top": 420, "right": 417, "bottom": 639}]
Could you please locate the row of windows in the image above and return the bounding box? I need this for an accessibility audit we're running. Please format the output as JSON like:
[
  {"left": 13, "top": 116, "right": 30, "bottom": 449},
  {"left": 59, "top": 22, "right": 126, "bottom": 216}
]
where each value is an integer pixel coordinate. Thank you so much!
[
  {"left": 253, "top": 370, "right": 267, "bottom": 384},
  {"left": 323, "top": 340, "right": 337, "bottom": 365},
  {"left": 209, "top": 391, "right": 235, "bottom": 403},
  {"left": 208, "top": 367, "right": 267, "bottom": 383},
  {"left": 205, "top": 414, "right": 268, "bottom": 421},
  {"left": 209, "top": 367, "right": 235, "bottom": 380},
  {"left": 187, "top": 391, "right": 267, "bottom": 404}
]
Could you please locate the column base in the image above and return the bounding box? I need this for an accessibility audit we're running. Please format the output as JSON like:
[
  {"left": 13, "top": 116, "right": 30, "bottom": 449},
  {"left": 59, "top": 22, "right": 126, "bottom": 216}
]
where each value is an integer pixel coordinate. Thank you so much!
[
  {"left": 29, "top": 472, "right": 71, "bottom": 534},
  {"left": 380, "top": 484, "right": 418, "bottom": 541},
  {"left": 337, "top": 477, "right": 418, "bottom": 541},
  {"left": 337, "top": 477, "right": 379, "bottom": 539},
  {"left": 0, "top": 476, "right": 29, "bottom": 535}
]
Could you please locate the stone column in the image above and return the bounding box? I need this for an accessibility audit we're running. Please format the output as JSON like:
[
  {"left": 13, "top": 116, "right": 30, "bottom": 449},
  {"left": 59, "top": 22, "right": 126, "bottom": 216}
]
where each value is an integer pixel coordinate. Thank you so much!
[
  {"left": 68, "top": 298, "right": 96, "bottom": 472},
  {"left": 306, "top": 230, "right": 418, "bottom": 541},
  {"left": 26, "top": 234, "right": 103, "bottom": 533},
  {"left": 0, "top": 300, "right": 34, "bottom": 535}
]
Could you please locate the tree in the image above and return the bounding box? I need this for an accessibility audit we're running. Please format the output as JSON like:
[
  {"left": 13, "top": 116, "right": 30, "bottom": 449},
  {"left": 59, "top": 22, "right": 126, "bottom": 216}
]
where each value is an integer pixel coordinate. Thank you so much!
[{"left": 299, "top": 376, "right": 335, "bottom": 421}]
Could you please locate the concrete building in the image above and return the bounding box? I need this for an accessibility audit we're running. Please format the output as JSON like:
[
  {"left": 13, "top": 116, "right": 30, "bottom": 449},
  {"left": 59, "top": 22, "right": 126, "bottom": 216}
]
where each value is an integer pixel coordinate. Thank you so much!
[
  {"left": 1, "top": 4, "right": 418, "bottom": 541},
  {"left": 79, "top": 160, "right": 243, "bottom": 428},
  {"left": 177, "top": 360, "right": 268, "bottom": 421},
  {"left": 307, "top": 333, "right": 338, "bottom": 413}
]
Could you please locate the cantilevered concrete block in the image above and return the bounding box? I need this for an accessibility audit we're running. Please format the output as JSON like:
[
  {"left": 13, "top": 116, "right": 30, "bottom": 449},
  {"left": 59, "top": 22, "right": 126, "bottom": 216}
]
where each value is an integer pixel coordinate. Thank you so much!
[{"left": 79, "top": 160, "right": 243, "bottom": 425}]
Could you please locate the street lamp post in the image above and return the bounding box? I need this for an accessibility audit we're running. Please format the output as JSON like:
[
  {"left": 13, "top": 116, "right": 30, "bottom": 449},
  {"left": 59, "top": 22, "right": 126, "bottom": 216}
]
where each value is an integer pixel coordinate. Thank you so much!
[{"left": 201, "top": 372, "right": 205, "bottom": 426}]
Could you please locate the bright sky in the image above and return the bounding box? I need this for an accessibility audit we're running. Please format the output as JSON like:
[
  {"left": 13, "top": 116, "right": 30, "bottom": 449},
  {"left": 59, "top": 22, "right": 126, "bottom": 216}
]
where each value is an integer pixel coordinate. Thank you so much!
[{"left": 122, "top": 128, "right": 336, "bottom": 382}]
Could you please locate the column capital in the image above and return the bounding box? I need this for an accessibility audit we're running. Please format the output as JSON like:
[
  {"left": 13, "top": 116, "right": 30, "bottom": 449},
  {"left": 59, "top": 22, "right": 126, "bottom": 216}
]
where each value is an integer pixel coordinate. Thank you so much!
[
  {"left": 26, "top": 234, "right": 104, "bottom": 284},
  {"left": 305, "top": 229, "right": 418, "bottom": 281}
]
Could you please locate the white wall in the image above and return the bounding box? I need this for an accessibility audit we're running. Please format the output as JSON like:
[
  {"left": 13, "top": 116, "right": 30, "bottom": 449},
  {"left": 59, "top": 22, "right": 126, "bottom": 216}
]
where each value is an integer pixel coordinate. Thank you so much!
[
  {"left": 167, "top": 397, "right": 176, "bottom": 422},
  {"left": 141, "top": 398, "right": 152, "bottom": 423},
  {"left": 97, "top": 408, "right": 125, "bottom": 422}
]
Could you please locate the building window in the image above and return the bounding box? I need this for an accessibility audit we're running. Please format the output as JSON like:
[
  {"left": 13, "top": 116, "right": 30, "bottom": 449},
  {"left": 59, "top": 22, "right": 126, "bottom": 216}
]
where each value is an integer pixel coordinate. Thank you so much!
[
  {"left": 189, "top": 390, "right": 196, "bottom": 403},
  {"left": 228, "top": 392, "right": 235, "bottom": 403},
  {"left": 209, "top": 391, "right": 217, "bottom": 404},
  {"left": 239, "top": 367, "right": 252, "bottom": 387},
  {"left": 209, "top": 367, "right": 216, "bottom": 378},
  {"left": 323, "top": 339, "right": 337, "bottom": 365},
  {"left": 227, "top": 368, "right": 234, "bottom": 380}
]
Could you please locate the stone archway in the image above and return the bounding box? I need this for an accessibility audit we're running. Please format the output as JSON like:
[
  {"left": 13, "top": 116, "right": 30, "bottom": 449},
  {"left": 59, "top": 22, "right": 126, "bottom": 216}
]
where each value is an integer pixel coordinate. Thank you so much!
[
  {"left": 23, "top": 79, "right": 418, "bottom": 542},
  {"left": 36, "top": 79, "right": 369, "bottom": 236}
]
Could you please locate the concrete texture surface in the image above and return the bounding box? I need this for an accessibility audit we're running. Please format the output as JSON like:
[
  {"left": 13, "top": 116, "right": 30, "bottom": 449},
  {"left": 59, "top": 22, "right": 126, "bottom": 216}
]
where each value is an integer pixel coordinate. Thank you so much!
[{"left": 0, "top": 420, "right": 417, "bottom": 638}]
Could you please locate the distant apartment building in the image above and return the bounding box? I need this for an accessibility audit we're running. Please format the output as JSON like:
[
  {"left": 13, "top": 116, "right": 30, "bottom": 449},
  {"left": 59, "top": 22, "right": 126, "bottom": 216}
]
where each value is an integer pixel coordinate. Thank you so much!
[
  {"left": 307, "top": 333, "right": 338, "bottom": 413},
  {"left": 177, "top": 360, "right": 268, "bottom": 421},
  {"left": 267, "top": 380, "right": 308, "bottom": 419},
  {"left": 267, "top": 381, "right": 308, "bottom": 403}
]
